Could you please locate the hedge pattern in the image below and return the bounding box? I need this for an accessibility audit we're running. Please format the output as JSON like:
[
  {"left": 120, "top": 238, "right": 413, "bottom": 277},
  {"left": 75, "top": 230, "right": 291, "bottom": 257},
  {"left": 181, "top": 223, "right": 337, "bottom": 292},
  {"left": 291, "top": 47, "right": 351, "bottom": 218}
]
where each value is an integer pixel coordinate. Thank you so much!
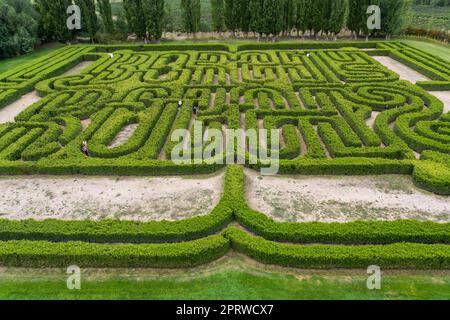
[
  {"left": 0, "top": 165, "right": 448, "bottom": 269},
  {"left": 0, "top": 42, "right": 448, "bottom": 194},
  {"left": 0, "top": 41, "right": 449, "bottom": 268}
]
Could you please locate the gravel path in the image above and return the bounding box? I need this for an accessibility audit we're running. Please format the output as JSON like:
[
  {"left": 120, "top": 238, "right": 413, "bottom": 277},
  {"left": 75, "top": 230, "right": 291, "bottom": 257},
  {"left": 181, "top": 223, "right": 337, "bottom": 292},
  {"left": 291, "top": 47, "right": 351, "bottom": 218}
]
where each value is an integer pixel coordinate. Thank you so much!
[
  {"left": 0, "top": 172, "right": 224, "bottom": 221},
  {"left": 245, "top": 169, "right": 450, "bottom": 222}
]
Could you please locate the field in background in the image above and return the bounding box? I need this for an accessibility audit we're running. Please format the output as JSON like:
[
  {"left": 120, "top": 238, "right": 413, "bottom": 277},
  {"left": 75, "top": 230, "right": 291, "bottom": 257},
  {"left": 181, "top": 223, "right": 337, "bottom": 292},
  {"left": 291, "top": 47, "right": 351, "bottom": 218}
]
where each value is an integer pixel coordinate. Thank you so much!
[{"left": 412, "top": 4, "right": 450, "bottom": 31}]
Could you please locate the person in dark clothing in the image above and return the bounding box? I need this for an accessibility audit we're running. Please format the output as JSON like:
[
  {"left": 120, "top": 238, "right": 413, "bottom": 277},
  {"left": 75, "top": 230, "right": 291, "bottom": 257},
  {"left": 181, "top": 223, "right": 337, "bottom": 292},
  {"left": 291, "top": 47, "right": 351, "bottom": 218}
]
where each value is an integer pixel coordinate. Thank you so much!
[
  {"left": 192, "top": 103, "right": 198, "bottom": 115},
  {"left": 81, "top": 140, "right": 90, "bottom": 157},
  {"left": 178, "top": 100, "right": 183, "bottom": 110}
]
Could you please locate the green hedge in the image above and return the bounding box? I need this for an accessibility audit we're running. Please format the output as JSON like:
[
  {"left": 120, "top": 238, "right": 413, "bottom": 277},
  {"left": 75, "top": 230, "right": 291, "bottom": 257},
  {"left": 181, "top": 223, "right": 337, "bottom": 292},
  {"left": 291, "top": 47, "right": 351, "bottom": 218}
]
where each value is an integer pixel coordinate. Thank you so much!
[
  {"left": 0, "top": 235, "right": 230, "bottom": 268},
  {"left": 225, "top": 227, "right": 450, "bottom": 269},
  {"left": 413, "top": 161, "right": 450, "bottom": 195},
  {"left": 223, "top": 165, "right": 450, "bottom": 244}
]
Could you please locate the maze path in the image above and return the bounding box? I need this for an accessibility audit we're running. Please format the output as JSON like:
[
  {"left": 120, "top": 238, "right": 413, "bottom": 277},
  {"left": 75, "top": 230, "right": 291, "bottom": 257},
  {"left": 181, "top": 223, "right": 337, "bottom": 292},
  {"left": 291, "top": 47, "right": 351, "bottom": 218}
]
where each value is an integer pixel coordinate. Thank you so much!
[{"left": 0, "top": 43, "right": 447, "bottom": 171}]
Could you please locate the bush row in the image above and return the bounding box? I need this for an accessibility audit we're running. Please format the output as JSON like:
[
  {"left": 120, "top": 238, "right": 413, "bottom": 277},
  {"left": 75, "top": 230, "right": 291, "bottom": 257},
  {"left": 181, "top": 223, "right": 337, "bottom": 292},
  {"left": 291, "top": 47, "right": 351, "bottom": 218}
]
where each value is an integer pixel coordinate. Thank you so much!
[
  {"left": 0, "top": 235, "right": 229, "bottom": 268},
  {"left": 225, "top": 227, "right": 450, "bottom": 269}
]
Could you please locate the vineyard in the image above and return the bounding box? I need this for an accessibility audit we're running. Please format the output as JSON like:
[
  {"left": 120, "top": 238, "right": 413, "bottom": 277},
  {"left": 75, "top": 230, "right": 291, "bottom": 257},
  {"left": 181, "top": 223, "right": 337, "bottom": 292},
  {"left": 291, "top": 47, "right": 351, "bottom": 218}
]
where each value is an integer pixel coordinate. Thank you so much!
[{"left": 0, "top": 41, "right": 449, "bottom": 270}]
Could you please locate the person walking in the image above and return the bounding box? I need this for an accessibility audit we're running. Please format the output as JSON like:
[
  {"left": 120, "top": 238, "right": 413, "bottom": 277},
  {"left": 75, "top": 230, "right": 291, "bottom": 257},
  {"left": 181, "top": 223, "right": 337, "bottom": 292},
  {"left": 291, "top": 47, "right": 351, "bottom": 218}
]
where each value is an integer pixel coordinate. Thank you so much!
[
  {"left": 81, "top": 140, "right": 90, "bottom": 157},
  {"left": 178, "top": 100, "right": 183, "bottom": 110}
]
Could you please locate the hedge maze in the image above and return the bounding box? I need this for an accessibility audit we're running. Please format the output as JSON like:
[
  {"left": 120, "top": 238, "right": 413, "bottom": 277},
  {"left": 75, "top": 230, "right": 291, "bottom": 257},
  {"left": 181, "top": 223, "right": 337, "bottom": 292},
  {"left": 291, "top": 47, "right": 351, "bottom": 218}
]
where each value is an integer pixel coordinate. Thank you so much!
[{"left": 0, "top": 41, "right": 449, "bottom": 269}]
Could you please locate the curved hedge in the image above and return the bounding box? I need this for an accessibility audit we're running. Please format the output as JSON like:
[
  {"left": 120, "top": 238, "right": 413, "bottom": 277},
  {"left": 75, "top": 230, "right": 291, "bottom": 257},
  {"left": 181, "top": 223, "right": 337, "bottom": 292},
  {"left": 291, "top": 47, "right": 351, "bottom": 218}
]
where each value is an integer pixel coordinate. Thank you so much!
[
  {"left": 225, "top": 227, "right": 450, "bottom": 269},
  {"left": 0, "top": 42, "right": 448, "bottom": 197},
  {"left": 0, "top": 235, "right": 230, "bottom": 268}
]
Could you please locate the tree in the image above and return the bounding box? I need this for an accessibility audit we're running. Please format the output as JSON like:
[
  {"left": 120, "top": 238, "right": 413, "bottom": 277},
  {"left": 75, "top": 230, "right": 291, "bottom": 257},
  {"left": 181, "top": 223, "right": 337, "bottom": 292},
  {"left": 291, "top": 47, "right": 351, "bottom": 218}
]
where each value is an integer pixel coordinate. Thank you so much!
[
  {"left": 123, "top": 0, "right": 147, "bottom": 39},
  {"left": 142, "top": 0, "right": 165, "bottom": 41},
  {"left": 181, "top": 0, "right": 201, "bottom": 34},
  {"left": 74, "top": 0, "right": 98, "bottom": 42},
  {"left": 263, "top": 0, "right": 283, "bottom": 39},
  {"left": 0, "top": 0, "right": 39, "bottom": 58},
  {"left": 328, "top": 0, "right": 348, "bottom": 40},
  {"left": 249, "top": 0, "right": 264, "bottom": 38},
  {"left": 310, "top": 0, "right": 326, "bottom": 38},
  {"left": 34, "top": 0, "right": 73, "bottom": 42},
  {"left": 224, "top": 0, "right": 239, "bottom": 35},
  {"left": 381, "top": 0, "right": 412, "bottom": 39},
  {"left": 163, "top": 2, "right": 175, "bottom": 33},
  {"left": 239, "top": 0, "right": 252, "bottom": 35},
  {"left": 114, "top": 5, "right": 130, "bottom": 35},
  {"left": 347, "top": 0, "right": 362, "bottom": 39},
  {"left": 211, "top": 0, "right": 225, "bottom": 32},
  {"left": 295, "top": 0, "right": 311, "bottom": 37},
  {"left": 282, "top": 0, "right": 296, "bottom": 36},
  {"left": 98, "top": 0, "right": 114, "bottom": 33}
]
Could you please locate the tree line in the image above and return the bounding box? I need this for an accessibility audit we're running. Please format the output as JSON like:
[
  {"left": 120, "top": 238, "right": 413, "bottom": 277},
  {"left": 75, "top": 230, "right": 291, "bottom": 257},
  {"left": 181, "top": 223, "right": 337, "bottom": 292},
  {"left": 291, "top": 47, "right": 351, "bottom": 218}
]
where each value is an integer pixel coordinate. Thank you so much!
[
  {"left": 1, "top": 0, "right": 413, "bottom": 59},
  {"left": 120, "top": 0, "right": 411, "bottom": 41},
  {"left": 210, "top": 0, "right": 412, "bottom": 40}
]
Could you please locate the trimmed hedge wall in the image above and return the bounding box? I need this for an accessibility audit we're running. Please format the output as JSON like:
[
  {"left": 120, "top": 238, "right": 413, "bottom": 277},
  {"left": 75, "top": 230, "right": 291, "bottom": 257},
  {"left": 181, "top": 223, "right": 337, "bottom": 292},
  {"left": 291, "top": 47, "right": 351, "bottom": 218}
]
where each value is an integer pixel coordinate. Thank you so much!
[
  {"left": 0, "top": 235, "right": 230, "bottom": 268},
  {"left": 225, "top": 227, "right": 450, "bottom": 269}
]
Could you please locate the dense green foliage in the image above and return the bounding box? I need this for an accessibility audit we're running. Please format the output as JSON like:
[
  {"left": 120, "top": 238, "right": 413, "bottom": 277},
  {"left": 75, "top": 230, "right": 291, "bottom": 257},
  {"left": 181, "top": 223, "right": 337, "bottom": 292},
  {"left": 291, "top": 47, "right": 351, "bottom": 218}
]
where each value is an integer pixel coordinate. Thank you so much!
[
  {"left": 225, "top": 227, "right": 450, "bottom": 269},
  {"left": 75, "top": 0, "right": 98, "bottom": 41},
  {"left": 35, "top": 0, "right": 73, "bottom": 42},
  {"left": 0, "top": 0, "right": 40, "bottom": 58},
  {"left": 123, "top": 0, "right": 165, "bottom": 40},
  {"left": 98, "top": 0, "right": 114, "bottom": 32},
  {"left": 181, "top": 0, "right": 201, "bottom": 33},
  {"left": 211, "top": 0, "right": 225, "bottom": 32}
]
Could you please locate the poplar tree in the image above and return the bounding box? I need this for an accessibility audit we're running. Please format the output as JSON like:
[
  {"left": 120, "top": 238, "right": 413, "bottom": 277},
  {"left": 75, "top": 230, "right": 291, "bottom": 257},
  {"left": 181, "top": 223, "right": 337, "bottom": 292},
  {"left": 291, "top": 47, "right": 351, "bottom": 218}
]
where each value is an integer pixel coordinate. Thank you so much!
[
  {"left": 239, "top": 0, "right": 252, "bottom": 35},
  {"left": 329, "top": 0, "right": 348, "bottom": 40},
  {"left": 142, "top": 0, "right": 165, "bottom": 40},
  {"left": 295, "top": 0, "right": 311, "bottom": 37},
  {"left": 123, "top": 0, "right": 147, "bottom": 39},
  {"left": 181, "top": 0, "right": 201, "bottom": 33},
  {"left": 211, "top": 0, "right": 225, "bottom": 32},
  {"left": 34, "top": 0, "right": 73, "bottom": 42},
  {"left": 249, "top": 0, "right": 263, "bottom": 38},
  {"left": 98, "top": 0, "right": 114, "bottom": 32},
  {"left": 74, "top": 0, "right": 98, "bottom": 42},
  {"left": 224, "top": 0, "right": 239, "bottom": 35},
  {"left": 282, "top": 0, "right": 296, "bottom": 36}
]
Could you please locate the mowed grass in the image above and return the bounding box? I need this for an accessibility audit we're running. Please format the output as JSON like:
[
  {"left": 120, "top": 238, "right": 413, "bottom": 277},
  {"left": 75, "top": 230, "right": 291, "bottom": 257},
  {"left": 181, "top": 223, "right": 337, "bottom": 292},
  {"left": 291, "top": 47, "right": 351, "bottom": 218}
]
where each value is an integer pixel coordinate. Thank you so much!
[
  {"left": 1, "top": 256, "right": 449, "bottom": 300},
  {"left": 0, "top": 43, "right": 64, "bottom": 74},
  {"left": 401, "top": 39, "right": 450, "bottom": 62}
]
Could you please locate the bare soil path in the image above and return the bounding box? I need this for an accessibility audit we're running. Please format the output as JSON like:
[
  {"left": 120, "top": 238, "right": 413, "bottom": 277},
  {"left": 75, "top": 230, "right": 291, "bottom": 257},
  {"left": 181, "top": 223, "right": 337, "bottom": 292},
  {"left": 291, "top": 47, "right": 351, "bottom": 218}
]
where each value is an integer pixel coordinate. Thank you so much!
[
  {"left": 245, "top": 169, "right": 450, "bottom": 222},
  {"left": 0, "top": 171, "right": 224, "bottom": 221}
]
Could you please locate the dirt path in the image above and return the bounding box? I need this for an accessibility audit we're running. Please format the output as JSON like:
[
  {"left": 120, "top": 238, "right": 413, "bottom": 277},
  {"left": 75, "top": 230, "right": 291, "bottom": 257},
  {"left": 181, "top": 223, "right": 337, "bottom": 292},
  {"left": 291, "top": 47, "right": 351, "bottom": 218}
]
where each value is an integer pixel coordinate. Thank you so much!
[
  {"left": 429, "top": 91, "right": 450, "bottom": 113},
  {"left": 245, "top": 169, "right": 450, "bottom": 222},
  {"left": 372, "top": 55, "right": 450, "bottom": 113},
  {"left": 109, "top": 124, "right": 138, "bottom": 148},
  {"left": 0, "top": 91, "right": 41, "bottom": 124},
  {"left": 0, "top": 171, "right": 224, "bottom": 221},
  {"left": 62, "top": 61, "right": 94, "bottom": 76},
  {"left": 371, "top": 56, "right": 430, "bottom": 83}
]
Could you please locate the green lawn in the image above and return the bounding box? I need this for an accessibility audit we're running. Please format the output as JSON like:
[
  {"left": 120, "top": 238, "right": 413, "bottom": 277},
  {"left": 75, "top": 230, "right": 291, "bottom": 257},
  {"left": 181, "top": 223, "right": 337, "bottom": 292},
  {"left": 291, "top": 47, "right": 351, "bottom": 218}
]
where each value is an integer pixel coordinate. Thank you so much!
[
  {"left": 1, "top": 256, "right": 449, "bottom": 300},
  {"left": 0, "top": 43, "right": 64, "bottom": 74},
  {"left": 401, "top": 39, "right": 450, "bottom": 62}
]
